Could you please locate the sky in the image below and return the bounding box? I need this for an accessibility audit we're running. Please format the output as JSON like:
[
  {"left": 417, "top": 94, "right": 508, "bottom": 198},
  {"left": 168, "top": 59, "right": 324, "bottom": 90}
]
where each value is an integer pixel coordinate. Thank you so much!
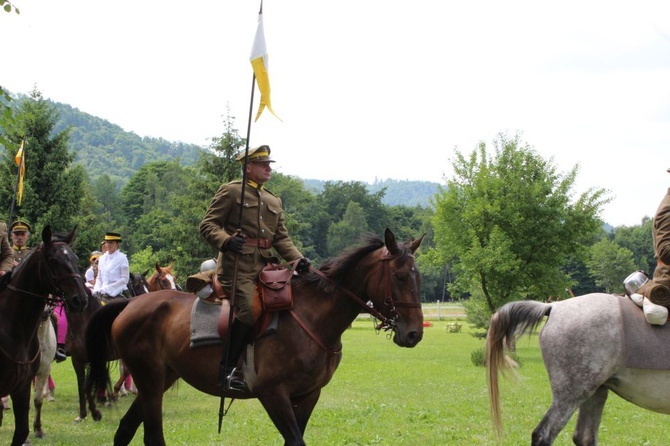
[{"left": 2, "top": 0, "right": 669, "bottom": 227}]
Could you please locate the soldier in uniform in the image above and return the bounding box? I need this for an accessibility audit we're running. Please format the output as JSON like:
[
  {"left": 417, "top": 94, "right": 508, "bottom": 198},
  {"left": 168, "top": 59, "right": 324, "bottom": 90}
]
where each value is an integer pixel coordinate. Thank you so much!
[
  {"left": 0, "top": 220, "right": 13, "bottom": 277},
  {"left": 638, "top": 168, "right": 670, "bottom": 306},
  {"left": 9, "top": 220, "right": 33, "bottom": 267},
  {"left": 200, "top": 145, "right": 310, "bottom": 391}
]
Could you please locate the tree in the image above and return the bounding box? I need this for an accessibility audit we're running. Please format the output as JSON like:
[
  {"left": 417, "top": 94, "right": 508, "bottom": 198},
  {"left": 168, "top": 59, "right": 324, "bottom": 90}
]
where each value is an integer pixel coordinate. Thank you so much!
[
  {"left": 586, "top": 239, "right": 636, "bottom": 294},
  {"left": 613, "top": 217, "right": 655, "bottom": 275},
  {"left": 429, "top": 133, "right": 609, "bottom": 323},
  {"left": 0, "top": 88, "right": 86, "bottom": 232},
  {"left": 327, "top": 201, "right": 369, "bottom": 254},
  {"left": 201, "top": 107, "right": 245, "bottom": 184}
]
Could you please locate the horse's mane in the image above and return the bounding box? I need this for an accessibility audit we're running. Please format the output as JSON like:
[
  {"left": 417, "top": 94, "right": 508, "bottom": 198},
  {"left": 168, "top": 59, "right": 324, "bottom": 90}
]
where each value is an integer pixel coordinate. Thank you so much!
[{"left": 311, "top": 233, "right": 387, "bottom": 284}]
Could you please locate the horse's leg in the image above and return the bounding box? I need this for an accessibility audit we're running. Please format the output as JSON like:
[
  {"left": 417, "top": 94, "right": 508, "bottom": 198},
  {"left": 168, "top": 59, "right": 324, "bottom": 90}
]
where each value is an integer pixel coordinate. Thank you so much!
[
  {"left": 33, "top": 372, "right": 48, "bottom": 439},
  {"left": 572, "top": 386, "right": 609, "bottom": 446},
  {"left": 258, "top": 392, "right": 307, "bottom": 446},
  {"left": 71, "top": 355, "right": 90, "bottom": 422},
  {"left": 113, "top": 397, "right": 144, "bottom": 446},
  {"left": 292, "top": 389, "right": 321, "bottom": 435},
  {"left": 10, "top": 386, "right": 31, "bottom": 446},
  {"left": 531, "top": 398, "right": 582, "bottom": 446}
]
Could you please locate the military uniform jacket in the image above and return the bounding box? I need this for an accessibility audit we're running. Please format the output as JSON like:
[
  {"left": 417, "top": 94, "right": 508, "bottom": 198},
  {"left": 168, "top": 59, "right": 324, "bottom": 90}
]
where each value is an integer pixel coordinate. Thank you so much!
[
  {"left": 0, "top": 223, "right": 13, "bottom": 273},
  {"left": 653, "top": 188, "right": 670, "bottom": 282},
  {"left": 11, "top": 246, "right": 33, "bottom": 266},
  {"left": 200, "top": 180, "right": 302, "bottom": 263}
]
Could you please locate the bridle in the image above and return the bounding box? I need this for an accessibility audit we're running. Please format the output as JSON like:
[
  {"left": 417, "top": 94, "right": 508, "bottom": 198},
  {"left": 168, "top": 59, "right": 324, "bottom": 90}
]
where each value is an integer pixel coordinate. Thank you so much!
[
  {"left": 292, "top": 246, "right": 421, "bottom": 354},
  {"left": 7, "top": 241, "right": 81, "bottom": 306}
]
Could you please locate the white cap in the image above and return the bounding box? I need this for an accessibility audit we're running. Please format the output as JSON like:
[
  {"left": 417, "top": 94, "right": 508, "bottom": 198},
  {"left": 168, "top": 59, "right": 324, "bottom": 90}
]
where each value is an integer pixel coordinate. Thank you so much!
[{"left": 200, "top": 259, "right": 217, "bottom": 272}]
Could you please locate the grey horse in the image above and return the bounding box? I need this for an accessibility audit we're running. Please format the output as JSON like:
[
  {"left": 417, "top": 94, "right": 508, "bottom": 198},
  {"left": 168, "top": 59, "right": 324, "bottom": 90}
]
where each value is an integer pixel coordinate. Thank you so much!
[{"left": 487, "top": 292, "right": 670, "bottom": 446}]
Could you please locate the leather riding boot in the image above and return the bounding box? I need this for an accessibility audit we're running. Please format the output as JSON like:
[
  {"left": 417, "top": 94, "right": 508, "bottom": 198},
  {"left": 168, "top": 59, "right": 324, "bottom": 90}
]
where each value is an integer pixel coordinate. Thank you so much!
[
  {"left": 55, "top": 343, "right": 67, "bottom": 363},
  {"left": 220, "top": 319, "right": 254, "bottom": 391},
  {"left": 639, "top": 280, "right": 670, "bottom": 307}
]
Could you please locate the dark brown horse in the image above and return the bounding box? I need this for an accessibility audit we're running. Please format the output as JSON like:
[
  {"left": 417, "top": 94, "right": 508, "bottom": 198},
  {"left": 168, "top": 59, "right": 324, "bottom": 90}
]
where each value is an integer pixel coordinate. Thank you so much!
[
  {"left": 66, "top": 271, "right": 150, "bottom": 422},
  {"left": 86, "top": 229, "right": 424, "bottom": 445},
  {"left": 146, "top": 262, "right": 180, "bottom": 292},
  {"left": 0, "top": 226, "right": 88, "bottom": 446}
]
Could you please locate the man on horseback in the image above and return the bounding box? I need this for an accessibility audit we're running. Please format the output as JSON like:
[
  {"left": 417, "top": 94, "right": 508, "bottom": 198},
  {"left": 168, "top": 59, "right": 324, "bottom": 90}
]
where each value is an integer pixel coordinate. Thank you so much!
[
  {"left": 635, "top": 168, "right": 670, "bottom": 306},
  {"left": 93, "top": 232, "right": 130, "bottom": 302},
  {"left": 199, "top": 145, "right": 310, "bottom": 392},
  {"left": 10, "top": 219, "right": 33, "bottom": 267}
]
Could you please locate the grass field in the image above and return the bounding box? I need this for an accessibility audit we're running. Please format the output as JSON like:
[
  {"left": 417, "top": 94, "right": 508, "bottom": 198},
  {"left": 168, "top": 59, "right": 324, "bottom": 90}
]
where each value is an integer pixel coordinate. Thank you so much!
[{"left": 1, "top": 316, "right": 668, "bottom": 445}]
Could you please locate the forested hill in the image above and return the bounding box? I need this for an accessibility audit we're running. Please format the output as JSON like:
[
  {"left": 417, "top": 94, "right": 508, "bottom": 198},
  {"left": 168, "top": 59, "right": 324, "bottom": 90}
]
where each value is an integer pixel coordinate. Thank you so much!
[
  {"left": 49, "top": 99, "right": 440, "bottom": 207},
  {"left": 50, "top": 100, "right": 202, "bottom": 187}
]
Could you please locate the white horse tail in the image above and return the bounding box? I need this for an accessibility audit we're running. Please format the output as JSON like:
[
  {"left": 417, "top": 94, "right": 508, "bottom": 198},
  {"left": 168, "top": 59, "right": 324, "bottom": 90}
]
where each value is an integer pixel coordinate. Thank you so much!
[{"left": 486, "top": 300, "right": 551, "bottom": 438}]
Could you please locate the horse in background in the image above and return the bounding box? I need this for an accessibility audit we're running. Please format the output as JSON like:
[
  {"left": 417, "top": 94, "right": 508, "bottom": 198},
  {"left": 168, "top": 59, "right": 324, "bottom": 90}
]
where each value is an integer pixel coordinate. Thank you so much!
[
  {"left": 86, "top": 229, "right": 424, "bottom": 445},
  {"left": 32, "top": 305, "right": 57, "bottom": 440},
  {"left": 0, "top": 226, "right": 88, "bottom": 446},
  {"left": 65, "top": 271, "right": 150, "bottom": 422},
  {"left": 147, "top": 262, "right": 181, "bottom": 292}
]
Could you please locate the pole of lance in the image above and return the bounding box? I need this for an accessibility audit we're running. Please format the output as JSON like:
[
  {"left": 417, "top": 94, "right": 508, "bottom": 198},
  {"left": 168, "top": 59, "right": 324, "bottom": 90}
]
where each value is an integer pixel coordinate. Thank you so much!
[{"left": 218, "top": 72, "right": 257, "bottom": 433}]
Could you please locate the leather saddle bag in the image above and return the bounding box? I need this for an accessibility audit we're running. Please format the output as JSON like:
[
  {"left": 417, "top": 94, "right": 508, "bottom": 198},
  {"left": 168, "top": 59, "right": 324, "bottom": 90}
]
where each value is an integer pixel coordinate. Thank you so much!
[{"left": 258, "top": 261, "right": 298, "bottom": 312}]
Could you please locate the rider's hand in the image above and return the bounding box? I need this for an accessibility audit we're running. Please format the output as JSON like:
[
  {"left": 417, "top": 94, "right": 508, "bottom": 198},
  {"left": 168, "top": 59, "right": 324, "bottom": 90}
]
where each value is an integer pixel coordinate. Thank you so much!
[
  {"left": 296, "top": 257, "right": 311, "bottom": 273},
  {"left": 224, "top": 235, "right": 245, "bottom": 254}
]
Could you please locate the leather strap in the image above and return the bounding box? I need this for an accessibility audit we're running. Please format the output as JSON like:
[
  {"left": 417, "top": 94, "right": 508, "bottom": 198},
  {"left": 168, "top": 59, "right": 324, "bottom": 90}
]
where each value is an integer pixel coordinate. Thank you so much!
[{"left": 244, "top": 238, "right": 271, "bottom": 249}]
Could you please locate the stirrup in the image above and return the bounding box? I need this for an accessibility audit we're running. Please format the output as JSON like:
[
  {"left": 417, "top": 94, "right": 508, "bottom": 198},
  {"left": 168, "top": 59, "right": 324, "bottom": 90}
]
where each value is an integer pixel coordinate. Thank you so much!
[{"left": 226, "top": 367, "right": 248, "bottom": 392}]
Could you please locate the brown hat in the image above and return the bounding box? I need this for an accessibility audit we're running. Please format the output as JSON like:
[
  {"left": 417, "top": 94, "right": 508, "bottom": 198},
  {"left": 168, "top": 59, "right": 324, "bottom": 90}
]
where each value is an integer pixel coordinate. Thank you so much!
[
  {"left": 235, "top": 145, "right": 275, "bottom": 163},
  {"left": 10, "top": 220, "right": 31, "bottom": 233}
]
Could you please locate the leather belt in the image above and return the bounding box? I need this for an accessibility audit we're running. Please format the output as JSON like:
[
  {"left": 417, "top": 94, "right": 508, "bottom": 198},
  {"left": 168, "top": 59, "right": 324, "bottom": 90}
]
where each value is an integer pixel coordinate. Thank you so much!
[{"left": 244, "top": 238, "right": 271, "bottom": 249}]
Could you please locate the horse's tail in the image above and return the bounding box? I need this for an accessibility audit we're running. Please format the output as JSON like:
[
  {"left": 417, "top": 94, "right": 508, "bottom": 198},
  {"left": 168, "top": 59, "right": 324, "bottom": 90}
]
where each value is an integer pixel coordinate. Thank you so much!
[
  {"left": 84, "top": 299, "right": 130, "bottom": 401},
  {"left": 486, "top": 300, "right": 551, "bottom": 439}
]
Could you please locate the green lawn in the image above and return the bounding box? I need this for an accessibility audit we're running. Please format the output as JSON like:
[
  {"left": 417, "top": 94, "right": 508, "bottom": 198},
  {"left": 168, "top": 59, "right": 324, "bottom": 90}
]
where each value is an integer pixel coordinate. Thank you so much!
[{"left": 1, "top": 319, "right": 667, "bottom": 445}]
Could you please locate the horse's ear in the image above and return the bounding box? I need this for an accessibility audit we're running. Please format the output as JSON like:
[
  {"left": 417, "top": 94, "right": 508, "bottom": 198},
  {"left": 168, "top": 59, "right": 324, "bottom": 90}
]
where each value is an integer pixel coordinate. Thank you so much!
[
  {"left": 155, "top": 262, "right": 161, "bottom": 272},
  {"left": 42, "top": 225, "right": 53, "bottom": 244},
  {"left": 408, "top": 233, "right": 426, "bottom": 254},
  {"left": 142, "top": 269, "right": 150, "bottom": 278},
  {"left": 384, "top": 228, "right": 400, "bottom": 255},
  {"left": 67, "top": 226, "right": 78, "bottom": 244}
]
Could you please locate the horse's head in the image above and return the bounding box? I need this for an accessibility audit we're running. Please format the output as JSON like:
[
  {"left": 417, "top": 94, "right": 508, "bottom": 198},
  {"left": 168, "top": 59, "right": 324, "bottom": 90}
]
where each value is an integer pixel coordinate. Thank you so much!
[
  {"left": 148, "top": 262, "right": 177, "bottom": 292},
  {"left": 362, "top": 228, "right": 425, "bottom": 348},
  {"left": 127, "top": 271, "right": 150, "bottom": 297},
  {"left": 39, "top": 226, "right": 88, "bottom": 312}
]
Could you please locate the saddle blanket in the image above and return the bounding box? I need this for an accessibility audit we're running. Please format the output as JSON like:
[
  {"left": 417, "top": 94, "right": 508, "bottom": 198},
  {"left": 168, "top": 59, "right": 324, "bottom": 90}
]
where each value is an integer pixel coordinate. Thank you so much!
[
  {"left": 620, "top": 295, "right": 670, "bottom": 370},
  {"left": 190, "top": 299, "right": 223, "bottom": 348}
]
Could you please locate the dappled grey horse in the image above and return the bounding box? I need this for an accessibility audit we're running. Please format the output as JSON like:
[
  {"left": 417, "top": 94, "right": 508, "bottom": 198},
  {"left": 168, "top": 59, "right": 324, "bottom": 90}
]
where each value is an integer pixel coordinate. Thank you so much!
[{"left": 487, "top": 292, "right": 670, "bottom": 446}]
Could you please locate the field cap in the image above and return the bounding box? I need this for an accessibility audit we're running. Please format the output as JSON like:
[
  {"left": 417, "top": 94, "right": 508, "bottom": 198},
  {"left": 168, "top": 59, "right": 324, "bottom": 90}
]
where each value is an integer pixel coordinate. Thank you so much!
[{"left": 235, "top": 145, "right": 275, "bottom": 163}]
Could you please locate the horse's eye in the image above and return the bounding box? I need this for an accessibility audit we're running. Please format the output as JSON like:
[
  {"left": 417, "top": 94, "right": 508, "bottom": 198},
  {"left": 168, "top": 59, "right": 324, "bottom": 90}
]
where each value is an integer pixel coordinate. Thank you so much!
[{"left": 395, "top": 273, "right": 408, "bottom": 282}]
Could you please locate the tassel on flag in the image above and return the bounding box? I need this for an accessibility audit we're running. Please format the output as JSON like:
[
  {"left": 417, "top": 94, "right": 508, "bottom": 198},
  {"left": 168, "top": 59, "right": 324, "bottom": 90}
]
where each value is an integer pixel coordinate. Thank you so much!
[
  {"left": 14, "top": 140, "right": 25, "bottom": 205},
  {"left": 250, "top": 11, "right": 281, "bottom": 122}
]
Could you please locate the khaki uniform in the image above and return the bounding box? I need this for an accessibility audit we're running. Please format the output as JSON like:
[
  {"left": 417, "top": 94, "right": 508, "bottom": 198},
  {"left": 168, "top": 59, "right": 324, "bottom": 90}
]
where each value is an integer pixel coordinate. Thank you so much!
[
  {"left": 11, "top": 246, "right": 33, "bottom": 266},
  {"left": 652, "top": 189, "right": 670, "bottom": 289},
  {"left": 200, "top": 180, "right": 302, "bottom": 326},
  {"left": 0, "top": 223, "right": 13, "bottom": 273}
]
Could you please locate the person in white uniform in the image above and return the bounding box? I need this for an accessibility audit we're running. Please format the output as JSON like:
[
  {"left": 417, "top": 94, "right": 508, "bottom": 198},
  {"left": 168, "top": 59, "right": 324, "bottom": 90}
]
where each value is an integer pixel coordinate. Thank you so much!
[{"left": 93, "top": 232, "right": 130, "bottom": 302}]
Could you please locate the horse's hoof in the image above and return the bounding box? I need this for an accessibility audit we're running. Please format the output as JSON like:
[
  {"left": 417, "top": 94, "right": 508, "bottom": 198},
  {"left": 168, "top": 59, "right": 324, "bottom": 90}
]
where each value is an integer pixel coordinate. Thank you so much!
[
  {"left": 74, "top": 415, "right": 85, "bottom": 423},
  {"left": 35, "top": 430, "right": 44, "bottom": 439},
  {"left": 92, "top": 410, "right": 102, "bottom": 422}
]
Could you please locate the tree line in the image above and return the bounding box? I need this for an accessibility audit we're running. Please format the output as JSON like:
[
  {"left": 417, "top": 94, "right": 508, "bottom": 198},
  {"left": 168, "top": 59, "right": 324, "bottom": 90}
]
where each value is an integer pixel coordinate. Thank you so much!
[{"left": 0, "top": 89, "right": 656, "bottom": 326}]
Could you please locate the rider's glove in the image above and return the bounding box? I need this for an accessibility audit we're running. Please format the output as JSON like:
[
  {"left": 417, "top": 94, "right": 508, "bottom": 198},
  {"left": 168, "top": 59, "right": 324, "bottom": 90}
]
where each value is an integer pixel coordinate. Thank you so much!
[
  {"left": 223, "top": 235, "right": 245, "bottom": 254},
  {"left": 296, "top": 257, "right": 311, "bottom": 273}
]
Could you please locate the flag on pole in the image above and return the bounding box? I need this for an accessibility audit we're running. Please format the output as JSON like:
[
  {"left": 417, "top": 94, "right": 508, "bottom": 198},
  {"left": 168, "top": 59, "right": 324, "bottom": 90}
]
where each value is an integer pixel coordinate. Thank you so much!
[
  {"left": 250, "top": 12, "right": 280, "bottom": 122},
  {"left": 14, "top": 140, "right": 25, "bottom": 205}
]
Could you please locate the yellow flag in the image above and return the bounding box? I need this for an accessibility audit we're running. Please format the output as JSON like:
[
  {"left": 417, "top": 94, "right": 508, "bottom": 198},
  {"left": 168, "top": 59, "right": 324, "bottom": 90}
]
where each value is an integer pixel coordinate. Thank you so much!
[
  {"left": 250, "top": 12, "right": 281, "bottom": 122},
  {"left": 14, "top": 140, "right": 25, "bottom": 205}
]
